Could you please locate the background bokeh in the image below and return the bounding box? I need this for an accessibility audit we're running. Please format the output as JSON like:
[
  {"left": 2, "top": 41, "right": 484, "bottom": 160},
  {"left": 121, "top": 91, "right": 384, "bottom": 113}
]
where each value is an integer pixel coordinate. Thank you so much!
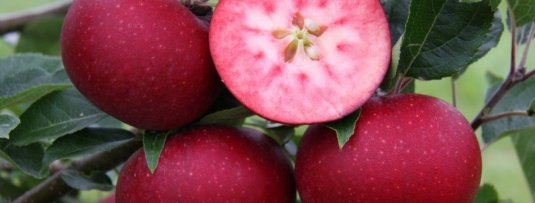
[{"left": 1, "top": 0, "right": 534, "bottom": 202}]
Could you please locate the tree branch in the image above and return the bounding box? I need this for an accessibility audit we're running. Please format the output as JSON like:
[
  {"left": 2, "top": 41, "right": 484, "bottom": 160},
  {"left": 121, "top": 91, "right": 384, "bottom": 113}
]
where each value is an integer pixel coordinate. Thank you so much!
[
  {"left": 519, "top": 23, "right": 535, "bottom": 71},
  {"left": 523, "top": 69, "right": 535, "bottom": 81},
  {"left": 0, "top": 0, "right": 72, "bottom": 35},
  {"left": 471, "top": 79, "right": 514, "bottom": 130},
  {"left": 13, "top": 139, "right": 142, "bottom": 203},
  {"left": 470, "top": 14, "right": 535, "bottom": 131},
  {"left": 508, "top": 9, "right": 517, "bottom": 77},
  {"left": 479, "top": 111, "right": 529, "bottom": 124}
]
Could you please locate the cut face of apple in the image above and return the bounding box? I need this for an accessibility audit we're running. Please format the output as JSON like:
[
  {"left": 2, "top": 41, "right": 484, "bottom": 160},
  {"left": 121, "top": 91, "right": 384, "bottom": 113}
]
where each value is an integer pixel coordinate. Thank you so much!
[{"left": 210, "top": 0, "right": 391, "bottom": 124}]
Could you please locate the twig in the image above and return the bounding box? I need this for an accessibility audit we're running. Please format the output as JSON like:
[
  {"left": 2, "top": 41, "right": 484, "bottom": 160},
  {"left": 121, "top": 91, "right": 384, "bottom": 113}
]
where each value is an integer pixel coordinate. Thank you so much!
[
  {"left": 479, "top": 111, "right": 529, "bottom": 123},
  {"left": 519, "top": 23, "right": 535, "bottom": 71},
  {"left": 0, "top": 0, "right": 72, "bottom": 34},
  {"left": 13, "top": 139, "right": 142, "bottom": 203},
  {"left": 523, "top": 69, "right": 535, "bottom": 81},
  {"left": 471, "top": 12, "right": 520, "bottom": 130},
  {"left": 451, "top": 77, "right": 458, "bottom": 107},
  {"left": 471, "top": 80, "right": 514, "bottom": 130},
  {"left": 508, "top": 9, "right": 517, "bottom": 77}
]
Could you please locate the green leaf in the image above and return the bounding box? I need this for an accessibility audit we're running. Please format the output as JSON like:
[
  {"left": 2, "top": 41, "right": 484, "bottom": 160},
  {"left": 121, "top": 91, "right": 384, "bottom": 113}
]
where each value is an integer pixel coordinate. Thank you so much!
[
  {"left": 0, "top": 140, "right": 47, "bottom": 178},
  {"left": 529, "top": 99, "right": 535, "bottom": 116},
  {"left": 244, "top": 118, "right": 296, "bottom": 145},
  {"left": 490, "top": 0, "right": 502, "bottom": 9},
  {"left": 471, "top": 11, "right": 504, "bottom": 65},
  {"left": 460, "top": 0, "right": 482, "bottom": 2},
  {"left": 197, "top": 106, "right": 253, "bottom": 126},
  {"left": 399, "top": 0, "right": 502, "bottom": 79},
  {"left": 474, "top": 184, "right": 499, "bottom": 203},
  {"left": 0, "top": 54, "right": 72, "bottom": 109},
  {"left": 482, "top": 77, "right": 535, "bottom": 144},
  {"left": 401, "top": 80, "right": 416, "bottom": 93},
  {"left": 16, "top": 16, "right": 63, "bottom": 55},
  {"left": 60, "top": 169, "right": 113, "bottom": 191},
  {"left": 518, "top": 23, "right": 535, "bottom": 44},
  {"left": 382, "top": 0, "right": 409, "bottom": 44},
  {"left": 486, "top": 71, "right": 505, "bottom": 85},
  {"left": 206, "top": 88, "right": 242, "bottom": 113},
  {"left": 0, "top": 177, "right": 25, "bottom": 199},
  {"left": 0, "top": 114, "right": 19, "bottom": 139},
  {"left": 143, "top": 131, "right": 169, "bottom": 174},
  {"left": 381, "top": 36, "right": 404, "bottom": 92},
  {"left": 44, "top": 128, "right": 135, "bottom": 164},
  {"left": 9, "top": 89, "right": 109, "bottom": 146},
  {"left": 324, "top": 110, "right": 361, "bottom": 148},
  {"left": 511, "top": 129, "right": 535, "bottom": 201},
  {"left": 507, "top": 0, "right": 535, "bottom": 26},
  {"left": 93, "top": 117, "right": 124, "bottom": 128},
  {"left": 506, "top": 12, "right": 535, "bottom": 44},
  {"left": 0, "top": 40, "right": 14, "bottom": 58}
]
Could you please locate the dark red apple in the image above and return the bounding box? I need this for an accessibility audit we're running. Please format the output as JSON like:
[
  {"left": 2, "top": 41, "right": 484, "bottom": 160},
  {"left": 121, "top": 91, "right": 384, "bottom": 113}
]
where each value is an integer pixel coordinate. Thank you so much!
[
  {"left": 210, "top": 0, "right": 391, "bottom": 124},
  {"left": 61, "top": 0, "right": 220, "bottom": 130},
  {"left": 116, "top": 125, "right": 295, "bottom": 202},
  {"left": 295, "top": 94, "right": 481, "bottom": 202}
]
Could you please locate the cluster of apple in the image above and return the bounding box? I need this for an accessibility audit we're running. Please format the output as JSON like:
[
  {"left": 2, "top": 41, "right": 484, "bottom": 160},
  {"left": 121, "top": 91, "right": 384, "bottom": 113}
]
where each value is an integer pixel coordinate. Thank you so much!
[{"left": 61, "top": 0, "right": 482, "bottom": 202}]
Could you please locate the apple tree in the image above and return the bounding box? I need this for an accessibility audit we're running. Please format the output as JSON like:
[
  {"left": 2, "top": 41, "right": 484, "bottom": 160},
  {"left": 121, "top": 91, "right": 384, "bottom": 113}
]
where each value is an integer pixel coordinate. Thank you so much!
[{"left": 0, "top": 0, "right": 534, "bottom": 202}]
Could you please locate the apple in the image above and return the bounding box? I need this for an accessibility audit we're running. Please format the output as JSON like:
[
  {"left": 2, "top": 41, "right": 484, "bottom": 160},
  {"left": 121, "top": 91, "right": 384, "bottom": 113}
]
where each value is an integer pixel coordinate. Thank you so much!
[
  {"left": 209, "top": 0, "right": 391, "bottom": 124},
  {"left": 61, "top": 0, "right": 220, "bottom": 130},
  {"left": 295, "top": 94, "right": 481, "bottom": 202},
  {"left": 116, "top": 125, "right": 296, "bottom": 202},
  {"left": 99, "top": 193, "right": 115, "bottom": 203}
]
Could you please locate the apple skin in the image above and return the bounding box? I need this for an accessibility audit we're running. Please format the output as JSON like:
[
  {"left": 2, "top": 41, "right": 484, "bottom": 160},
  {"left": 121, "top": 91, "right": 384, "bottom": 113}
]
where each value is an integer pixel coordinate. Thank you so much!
[
  {"left": 295, "top": 94, "right": 481, "bottom": 203},
  {"left": 61, "top": 0, "right": 220, "bottom": 130},
  {"left": 99, "top": 193, "right": 115, "bottom": 203},
  {"left": 116, "top": 125, "right": 296, "bottom": 202}
]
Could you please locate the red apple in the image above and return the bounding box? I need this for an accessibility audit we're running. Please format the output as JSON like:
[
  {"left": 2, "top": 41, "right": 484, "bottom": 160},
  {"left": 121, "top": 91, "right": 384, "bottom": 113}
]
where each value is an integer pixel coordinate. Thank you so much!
[
  {"left": 99, "top": 193, "right": 115, "bottom": 203},
  {"left": 295, "top": 94, "right": 481, "bottom": 202},
  {"left": 61, "top": 0, "right": 220, "bottom": 130},
  {"left": 116, "top": 125, "right": 296, "bottom": 202},
  {"left": 209, "top": 0, "right": 391, "bottom": 124}
]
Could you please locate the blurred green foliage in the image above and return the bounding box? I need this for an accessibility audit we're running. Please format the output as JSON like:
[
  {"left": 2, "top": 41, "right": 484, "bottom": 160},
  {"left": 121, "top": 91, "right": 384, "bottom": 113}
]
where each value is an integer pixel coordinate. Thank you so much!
[{"left": 0, "top": 0, "right": 57, "bottom": 13}]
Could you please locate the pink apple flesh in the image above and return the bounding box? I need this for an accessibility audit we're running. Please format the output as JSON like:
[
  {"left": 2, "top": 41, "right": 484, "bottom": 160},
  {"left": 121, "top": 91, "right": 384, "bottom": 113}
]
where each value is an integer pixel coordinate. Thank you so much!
[
  {"left": 210, "top": 0, "right": 391, "bottom": 124},
  {"left": 61, "top": 0, "right": 220, "bottom": 130},
  {"left": 116, "top": 125, "right": 296, "bottom": 202},
  {"left": 295, "top": 94, "right": 482, "bottom": 202}
]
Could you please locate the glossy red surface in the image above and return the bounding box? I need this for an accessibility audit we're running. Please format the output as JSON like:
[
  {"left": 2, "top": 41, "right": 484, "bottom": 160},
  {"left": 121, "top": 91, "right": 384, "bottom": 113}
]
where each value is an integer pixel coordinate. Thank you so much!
[
  {"left": 62, "top": 0, "right": 220, "bottom": 130},
  {"left": 296, "top": 94, "right": 482, "bottom": 203},
  {"left": 116, "top": 125, "right": 295, "bottom": 202}
]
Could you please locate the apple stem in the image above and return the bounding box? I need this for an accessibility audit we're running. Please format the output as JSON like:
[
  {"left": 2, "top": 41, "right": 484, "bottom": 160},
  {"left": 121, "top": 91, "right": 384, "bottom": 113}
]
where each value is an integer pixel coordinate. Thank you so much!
[
  {"left": 391, "top": 77, "right": 413, "bottom": 95},
  {"left": 451, "top": 77, "right": 458, "bottom": 107}
]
